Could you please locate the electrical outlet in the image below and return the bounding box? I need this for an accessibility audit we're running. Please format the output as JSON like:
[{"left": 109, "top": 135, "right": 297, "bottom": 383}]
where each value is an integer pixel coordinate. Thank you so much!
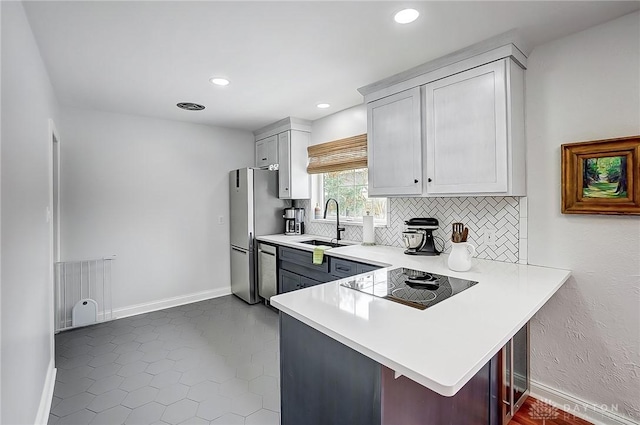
[
  {"left": 483, "top": 227, "right": 497, "bottom": 246},
  {"left": 218, "top": 215, "right": 224, "bottom": 225}
]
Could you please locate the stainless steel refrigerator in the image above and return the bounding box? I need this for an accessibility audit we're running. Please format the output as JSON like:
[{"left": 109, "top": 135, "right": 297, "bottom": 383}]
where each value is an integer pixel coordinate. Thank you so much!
[{"left": 229, "top": 168, "right": 288, "bottom": 304}]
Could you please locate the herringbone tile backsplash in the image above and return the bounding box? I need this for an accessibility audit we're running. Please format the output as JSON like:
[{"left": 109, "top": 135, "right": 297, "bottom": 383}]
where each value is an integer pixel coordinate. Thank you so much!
[{"left": 297, "top": 197, "right": 522, "bottom": 263}]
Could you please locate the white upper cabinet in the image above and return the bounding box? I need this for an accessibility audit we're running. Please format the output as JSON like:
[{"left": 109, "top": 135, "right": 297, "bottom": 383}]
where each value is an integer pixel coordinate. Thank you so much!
[
  {"left": 425, "top": 60, "right": 508, "bottom": 194},
  {"left": 255, "top": 135, "right": 278, "bottom": 168},
  {"left": 424, "top": 58, "right": 525, "bottom": 196},
  {"left": 253, "top": 117, "right": 312, "bottom": 200},
  {"left": 360, "top": 38, "right": 527, "bottom": 197},
  {"left": 367, "top": 87, "right": 422, "bottom": 196},
  {"left": 277, "top": 130, "right": 310, "bottom": 199}
]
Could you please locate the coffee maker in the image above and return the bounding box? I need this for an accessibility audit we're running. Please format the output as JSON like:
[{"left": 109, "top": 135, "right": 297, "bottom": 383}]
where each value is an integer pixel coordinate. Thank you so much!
[
  {"left": 402, "top": 217, "right": 440, "bottom": 256},
  {"left": 284, "top": 207, "right": 305, "bottom": 235}
]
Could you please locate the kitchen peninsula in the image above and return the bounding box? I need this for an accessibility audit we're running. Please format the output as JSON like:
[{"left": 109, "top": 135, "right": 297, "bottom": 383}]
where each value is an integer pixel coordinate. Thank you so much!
[{"left": 261, "top": 234, "right": 571, "bottom": 425}]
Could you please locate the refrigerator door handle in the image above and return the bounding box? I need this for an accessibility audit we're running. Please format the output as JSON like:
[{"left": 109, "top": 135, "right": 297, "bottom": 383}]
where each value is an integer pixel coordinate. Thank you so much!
[{"left": 249, "top": 232, "right": 253, "bottom": 251}]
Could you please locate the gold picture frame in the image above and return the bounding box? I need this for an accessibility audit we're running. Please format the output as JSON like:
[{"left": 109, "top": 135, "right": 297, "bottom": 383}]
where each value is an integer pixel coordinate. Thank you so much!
[{"left": 561, "top": 135, "right": 640, "bottom": 215}]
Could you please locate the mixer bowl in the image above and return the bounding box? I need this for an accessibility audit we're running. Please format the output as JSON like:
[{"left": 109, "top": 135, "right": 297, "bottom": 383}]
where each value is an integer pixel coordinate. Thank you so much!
[{"left": 402, "top": 231, "right": 425, "bottom": 249}]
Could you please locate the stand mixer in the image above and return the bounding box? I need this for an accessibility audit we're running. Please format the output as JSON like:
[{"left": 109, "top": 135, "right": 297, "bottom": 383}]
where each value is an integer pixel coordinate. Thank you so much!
[{"left": 402, "top": 218, "right": 440, "bottom": 256}]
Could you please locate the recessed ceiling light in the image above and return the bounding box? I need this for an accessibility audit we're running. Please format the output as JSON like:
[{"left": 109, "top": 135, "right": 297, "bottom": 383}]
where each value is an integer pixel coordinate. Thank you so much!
[
  {"left": 394, "top": 8, "right": 419, "bottom": 24},
  {"left": 317, "top": 103, "right": 330, "bottom": 109},
  {"left": 176, "top": 102, "right": 205, "bottom": 111},
  {"left": 209, "top": 77, "right": 230, "bottom": 86}
]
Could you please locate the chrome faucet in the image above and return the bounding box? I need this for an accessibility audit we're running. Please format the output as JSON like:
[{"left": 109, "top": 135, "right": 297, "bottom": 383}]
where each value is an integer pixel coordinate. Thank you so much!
[{"left": 323, "top": 198, "right": 345, "bottom": 241}]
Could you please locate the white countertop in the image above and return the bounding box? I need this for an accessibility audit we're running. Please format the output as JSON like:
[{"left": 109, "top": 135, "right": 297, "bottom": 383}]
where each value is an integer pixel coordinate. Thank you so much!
[{"left": 259, "top": 234, "right": 571, "bottom": 397}]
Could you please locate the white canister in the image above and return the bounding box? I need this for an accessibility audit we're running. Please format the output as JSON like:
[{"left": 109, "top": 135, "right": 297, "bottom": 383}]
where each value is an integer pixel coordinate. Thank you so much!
[{"left": 448, "top": 242, "right": 476, "bottom": 272}]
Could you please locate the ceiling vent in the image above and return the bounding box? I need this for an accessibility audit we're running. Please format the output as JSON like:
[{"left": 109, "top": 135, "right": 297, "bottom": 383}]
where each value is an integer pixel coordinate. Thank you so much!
[{"left": 176, "top": 102, "right": 205, "bottom": 111}]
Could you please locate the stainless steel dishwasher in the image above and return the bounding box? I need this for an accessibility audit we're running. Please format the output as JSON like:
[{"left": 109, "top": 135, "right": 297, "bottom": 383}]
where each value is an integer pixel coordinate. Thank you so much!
[{"left": 257, "top": 243, "right": 277, "bottom": 301}]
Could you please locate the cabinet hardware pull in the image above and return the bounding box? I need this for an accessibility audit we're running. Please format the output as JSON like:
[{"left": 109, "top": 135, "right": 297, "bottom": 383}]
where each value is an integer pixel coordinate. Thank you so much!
[
  {"left": 262, "top": 157, "right": 267, "bottom": 161},
  {"left": 414, "top": 179, "right": 419, "bottom": 183},
  {"left": 336, "top": 266, "right": 350, "bottom": 271},
  {"left": 428, "top": 178, "right": 432, "bottom": 182}
]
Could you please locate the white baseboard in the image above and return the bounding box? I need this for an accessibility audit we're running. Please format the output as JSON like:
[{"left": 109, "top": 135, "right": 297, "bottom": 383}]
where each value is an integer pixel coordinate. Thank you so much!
[
  {"left": 112, "top": 287, "right": 232, "bottom": 320},
  {"left": 34, "top": 359, "right": 57, "bottom": 425},
  {"left": 531, "top": 380, "right": 639, "bottom": 425}
]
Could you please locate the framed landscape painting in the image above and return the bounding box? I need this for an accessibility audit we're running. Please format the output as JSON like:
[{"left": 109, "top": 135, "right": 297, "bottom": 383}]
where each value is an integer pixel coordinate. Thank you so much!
[{"left": 562, "top": 135, "right": 640, "bottom": 215}]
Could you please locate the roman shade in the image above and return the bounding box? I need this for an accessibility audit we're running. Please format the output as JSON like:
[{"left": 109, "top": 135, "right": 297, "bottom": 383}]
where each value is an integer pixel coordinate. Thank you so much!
[{"left": 306, "top": 134, "right": 367, "bottom": 174}]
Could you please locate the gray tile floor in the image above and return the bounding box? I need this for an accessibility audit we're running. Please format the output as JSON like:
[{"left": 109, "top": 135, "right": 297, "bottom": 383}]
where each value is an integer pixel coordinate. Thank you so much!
[{"left": 49, "top": 296, "right": 280, "bottom": 425}]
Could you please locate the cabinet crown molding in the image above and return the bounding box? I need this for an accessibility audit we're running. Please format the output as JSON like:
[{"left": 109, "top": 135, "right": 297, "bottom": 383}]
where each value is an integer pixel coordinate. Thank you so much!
[
  {"left": 358, "top": 30, "right": 528, "bottom": 103},
  {"left": 253, "top": 116, "right": 312, "bottom": 141}
]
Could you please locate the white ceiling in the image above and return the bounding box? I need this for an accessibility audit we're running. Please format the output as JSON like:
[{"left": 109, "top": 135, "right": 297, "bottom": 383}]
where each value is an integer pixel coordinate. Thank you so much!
[{"left": 24, "top": 1, "right": 639, "bottom": 132}]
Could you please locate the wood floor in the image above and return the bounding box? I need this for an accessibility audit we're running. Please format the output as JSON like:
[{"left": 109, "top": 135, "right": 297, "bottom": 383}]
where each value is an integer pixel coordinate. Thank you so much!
[{"left": 511, "top": 397, "right": 593, "bottom": 425}]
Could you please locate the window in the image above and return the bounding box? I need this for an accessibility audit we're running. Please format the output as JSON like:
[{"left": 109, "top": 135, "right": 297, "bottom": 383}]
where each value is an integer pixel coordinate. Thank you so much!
[
  {"left": 306, "top": 134, "right": 387, "bottom": 225},
  {"left": 317, "top": 168, "right": 387, "bottom": 223}
]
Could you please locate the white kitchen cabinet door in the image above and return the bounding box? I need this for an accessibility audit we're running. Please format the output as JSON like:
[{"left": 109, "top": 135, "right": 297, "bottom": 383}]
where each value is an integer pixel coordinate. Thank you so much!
[
  {"left": 256, "top": 139, "right": 267, "bottom": 168},
  {"left": 278, "top": 131, "right": 291, "bottom": 198},
  {"left": 266, "top": 135, "right": 278, "bottom": 165},
  {"left": 367, "top": 87, "right": 422, "bottom": 196},
  {"left": 425, "top": 60, "right": 508, "bottom": 194},
  {"left": 256, "top": 135, "right": 278, "bottom": 168},
  {"left": 277, "top": 130, "right": 310, "bottom": 199}
]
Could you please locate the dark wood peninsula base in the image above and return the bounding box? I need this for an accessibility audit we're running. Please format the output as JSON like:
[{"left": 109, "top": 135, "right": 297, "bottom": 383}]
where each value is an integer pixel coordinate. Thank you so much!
[{"left": 280, "top": 313, "right": 518, "bottom": 425}]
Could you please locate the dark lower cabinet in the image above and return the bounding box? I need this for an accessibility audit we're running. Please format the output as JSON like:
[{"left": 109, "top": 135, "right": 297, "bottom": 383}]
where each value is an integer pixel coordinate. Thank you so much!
[
  {"left": 381, "top": 363, "right": 494, "bottom": 425},
  {"left": 277, "top": 245, "right": 382, "bottom": 296},
  {"left": 278, "top": 269, "right": 324, "bottom": 294},
  {"left": 280, "top": 313, "right": 381, "bottom": 425},
  {"left": 279, "top": 269, "right": 302, "bottom": 293},
  {"left": 281, "top": 313, "right": 524, "bottom": 425}
]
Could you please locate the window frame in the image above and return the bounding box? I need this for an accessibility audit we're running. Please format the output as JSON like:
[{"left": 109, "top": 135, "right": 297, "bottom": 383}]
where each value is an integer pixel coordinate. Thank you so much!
[{"left": 310, "top": 171, "right": 389, "bottom": 227}]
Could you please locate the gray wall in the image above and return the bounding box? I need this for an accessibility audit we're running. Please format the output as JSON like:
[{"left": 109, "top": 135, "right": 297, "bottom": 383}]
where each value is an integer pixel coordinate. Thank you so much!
[
  {"left": 1, "top": 2, "right": 61, "bottom": 423},
  {"left": 60, "top": 107, "right": 255, "bottom": 314}
]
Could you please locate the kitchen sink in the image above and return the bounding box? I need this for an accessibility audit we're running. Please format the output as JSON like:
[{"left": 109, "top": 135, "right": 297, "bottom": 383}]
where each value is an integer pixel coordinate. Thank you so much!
[{"left": 300, "top": 240, "right": 347, "bottom": 248}]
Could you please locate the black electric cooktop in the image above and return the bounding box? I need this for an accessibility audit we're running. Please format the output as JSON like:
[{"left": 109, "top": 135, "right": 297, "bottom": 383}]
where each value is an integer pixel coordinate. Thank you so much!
[{"left": 341, "top": 267, "right": 478, "bottom": 310}]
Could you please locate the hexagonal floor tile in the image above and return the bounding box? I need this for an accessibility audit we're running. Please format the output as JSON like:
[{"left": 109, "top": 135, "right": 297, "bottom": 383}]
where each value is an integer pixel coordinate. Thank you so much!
[
  {"left": 235, "top": 362, "right": 263, "bottom": 382},
  {"left": 89, "top": 352, "right": 120, "bottom": 368},
  {"left": 139, "top": 340, "right": 165, "bottom": 353},
  {"left": 120, "top": 372, "right": 154, "bottom": 392},
  {"left": 196, "top": 394, "right": 232, "bottom": 421},
  {"left": 179, "top": 416, "right": 210, "bottom": 425},
  {"left": 117, "top": 360, "right": 149, "bottom": 378},
  {"left": 115, "top": 350, "right": 145, "bottom": 366},
  {"left": 248, "top": 375, "right": 278, "bottom": 397},
  {"left": 53, "top": 377, "right": 95, "bottom": 399},
  {"left": 142, "top": 349, "right": 170, "bottom": 363},
  {"left": 89, "top": 362, "right": 122, "bottom": 380},
  {"left": 113, "top": 341, "right": 141, "bottom": 354},
  {"left": 210, "top": 413, "right": 245, "bottom": 425},
  {"left": 90, "top": 405, "right": 132, "bottom": 424},
  {"left": 136, "top": 332, "right": 160, "bottom": 343},
  {"left": 57, "top": 408, "right": 96, "bottom": 425},
  {"left": 87, "top": 374, "right": 124, "bottom": 395},
  {"left": 156, "top": 383, "right": 190, "bottom": 406},
  {"left": 149, "top": 370, "right": 182, "bottom": 388},
  {"left": 161, "top": 399, "right": 198, "bottom": 424},
  {"left": 229, "top": 393, "right": 262, "bottom": 417},
  {"left": 51, "top": 392, "right": 95, "bottom": 417},
  {"left": 146, "top": 358, "right": 175, "bottom": 375},
  {"left": 187, "top": 380, "right": 220, "bottom": 402},
  {"left": 124, "top": 402, "right": 165, "bottom": 425},
  {"left": 262, "top": 386, "right": 280, "bottom": 412},
  {"left": 86, "top": 389, "right": 127, "bottom": 413},
  {"left": 122, "top": 386, "right": 159, "bottom": 409},
  {"left": 56, "top": 365, "right": 94, "bottom": 384},
  {"left": 220, "top": 378, "right": 248, "bottom": 398},
  {"left": 245, "top": 409, "right": 279, "bottom": 425}
]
